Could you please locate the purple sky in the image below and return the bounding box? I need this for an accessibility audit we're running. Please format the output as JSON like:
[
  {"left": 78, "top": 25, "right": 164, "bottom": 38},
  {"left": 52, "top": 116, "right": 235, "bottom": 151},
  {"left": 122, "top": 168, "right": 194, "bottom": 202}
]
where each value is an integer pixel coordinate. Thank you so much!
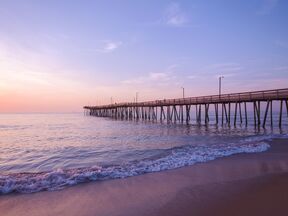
[{"left": 0, "top": 0, "right": 287, "bottom": 112}]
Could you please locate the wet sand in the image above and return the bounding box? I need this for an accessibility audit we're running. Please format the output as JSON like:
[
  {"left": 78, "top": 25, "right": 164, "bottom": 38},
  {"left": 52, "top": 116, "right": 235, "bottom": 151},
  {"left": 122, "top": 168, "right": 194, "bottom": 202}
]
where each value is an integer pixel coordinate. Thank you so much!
[{"left": 1, "top": 139, "right": 288, "bottom": 216}]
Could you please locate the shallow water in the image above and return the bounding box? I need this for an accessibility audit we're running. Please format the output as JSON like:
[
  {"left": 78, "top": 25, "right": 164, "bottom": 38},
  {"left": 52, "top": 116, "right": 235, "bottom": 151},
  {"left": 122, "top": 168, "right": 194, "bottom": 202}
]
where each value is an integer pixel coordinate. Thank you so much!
[{"left": 0, "top": 113, "right": 287, "bottom": 194}]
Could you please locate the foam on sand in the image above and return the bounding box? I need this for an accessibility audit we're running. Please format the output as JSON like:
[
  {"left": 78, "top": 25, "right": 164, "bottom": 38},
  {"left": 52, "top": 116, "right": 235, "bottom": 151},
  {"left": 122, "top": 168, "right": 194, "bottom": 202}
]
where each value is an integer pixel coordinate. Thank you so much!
[{"left": 0, "top": 141, "right": 270, "bottom": 194}]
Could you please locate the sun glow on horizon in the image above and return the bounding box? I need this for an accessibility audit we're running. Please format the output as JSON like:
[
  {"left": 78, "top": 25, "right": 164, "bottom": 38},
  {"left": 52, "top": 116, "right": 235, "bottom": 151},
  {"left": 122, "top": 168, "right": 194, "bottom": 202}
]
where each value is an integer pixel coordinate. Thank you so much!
[{"left": 0, "top": 1, "right": 288, "bottom": 112}]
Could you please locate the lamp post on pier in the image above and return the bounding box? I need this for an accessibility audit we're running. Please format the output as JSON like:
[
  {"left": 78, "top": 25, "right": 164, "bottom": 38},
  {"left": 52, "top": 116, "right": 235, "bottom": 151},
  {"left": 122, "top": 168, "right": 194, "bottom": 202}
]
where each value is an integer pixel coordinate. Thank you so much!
[
  {"left": 136, "top": 92, "right": 139, "bottom": 103},
  {"left": 219, "top": 76, "right": 224, "bottom": 96},
  {"left": 181, "top": 87, "right": 185, "bottom": 98}
]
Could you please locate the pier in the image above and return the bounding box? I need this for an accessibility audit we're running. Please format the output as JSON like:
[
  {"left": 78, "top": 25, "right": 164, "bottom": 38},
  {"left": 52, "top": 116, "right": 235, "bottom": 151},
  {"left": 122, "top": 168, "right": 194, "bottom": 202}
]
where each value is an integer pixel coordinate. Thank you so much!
[{"left": 84, "top": 88, "right": 288, "bottom": 127}]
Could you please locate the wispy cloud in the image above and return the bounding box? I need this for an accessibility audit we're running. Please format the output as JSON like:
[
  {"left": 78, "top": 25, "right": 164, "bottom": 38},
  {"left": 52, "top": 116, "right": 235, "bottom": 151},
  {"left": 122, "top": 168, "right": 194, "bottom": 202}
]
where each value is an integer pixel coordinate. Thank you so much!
[
  {"left": 187, "top": 75, "right": 196, "bottom": 79},
  {"left": 122, "top": 72, "right": 173, "bottom": 85},
  {"left": 149, "top": 72, "right": 171, "bottom": 81},
  {"left": 0, "top": 40, "right": 84, "bottom": 92},
  {"left": 183, "top": 63, "right": 242, "bottom": 80},
  {"left": 163, "top": 3, "right": 189, "bottom": 27},
  {"left": 274, "top": 40, "right": 288, "bottom": 49},
  {"left": 167, "top": 64, "right": 180, "bottom": 72},
  {"left": 272, "top": 66, "right": 288, "bottom": 71},
  {"left": 94, "top": 40, "right": 123, "bottom": 53},
  {"left": 256, "top": 0, "right": 279, "bottom": 15},
  {"left": 214, "top": 73, "right": 236, "bottom": 78},
  {"left": 207, "top": 63, "right": 242, "bottom": 72}
]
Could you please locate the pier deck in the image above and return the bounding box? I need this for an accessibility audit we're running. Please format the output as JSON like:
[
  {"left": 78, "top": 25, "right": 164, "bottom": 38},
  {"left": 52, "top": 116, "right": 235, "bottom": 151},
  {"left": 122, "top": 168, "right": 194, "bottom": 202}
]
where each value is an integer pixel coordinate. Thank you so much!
[{"left": 84, "top": 88, "right": 288, "bottom": 127}]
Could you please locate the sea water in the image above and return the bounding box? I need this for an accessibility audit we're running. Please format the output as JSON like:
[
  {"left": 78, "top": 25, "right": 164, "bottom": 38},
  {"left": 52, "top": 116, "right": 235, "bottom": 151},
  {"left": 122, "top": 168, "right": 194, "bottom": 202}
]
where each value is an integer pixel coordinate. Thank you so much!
[{"left": 0, "top": 113, "right": 287, "bottom": 194}]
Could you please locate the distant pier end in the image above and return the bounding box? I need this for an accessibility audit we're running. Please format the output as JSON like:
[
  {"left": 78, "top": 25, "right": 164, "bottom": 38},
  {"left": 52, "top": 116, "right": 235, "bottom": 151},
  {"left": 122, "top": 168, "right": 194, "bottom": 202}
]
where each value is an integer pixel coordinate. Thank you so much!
[{"left": 84, "top": 88, "right": 288, "bottom": 127}]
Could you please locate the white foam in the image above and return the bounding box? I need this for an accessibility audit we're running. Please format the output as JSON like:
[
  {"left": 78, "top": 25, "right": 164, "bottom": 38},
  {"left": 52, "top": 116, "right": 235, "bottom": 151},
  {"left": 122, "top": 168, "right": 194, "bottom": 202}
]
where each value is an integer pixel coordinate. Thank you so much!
[{"left": 0, "top": 141, "right": 270, "bottom": 195}]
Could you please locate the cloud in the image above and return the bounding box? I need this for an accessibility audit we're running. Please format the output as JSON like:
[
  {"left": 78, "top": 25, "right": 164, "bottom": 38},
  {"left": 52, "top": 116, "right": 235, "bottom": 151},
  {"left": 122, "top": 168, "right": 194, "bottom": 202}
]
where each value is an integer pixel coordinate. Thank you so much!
[
  {"left": 0, "top": 40, "right": 85, "bottom": 93},
  {"left": 182, "top": 63, "right": 241, "bottom": 81},
  {"left": 207, "top": 63, "right": 242, "bottom": 72},
  {"left": 94, "top": 40, "right": 122, "bottom": 53},
  {"left": 167, "top": 64, "right": 180, "bottom": 71},
  {"left": 163, "top": 3, "right": 189, "bottom": 27},
  {"left": 187, "top": 75, "right": 196, "bottom": 79},
  {"left": 104, "top": 41, "right": 122, "bottom": 52},
  {"left": 214, "top": 73, "right": 236, "bottom": 78},
  {"left": 122, "top": 72, "right": 173, "bottom": 85},
  {"left": 256, "top": 0, "right": 278, "bottom": 15},
  {"left": 274, "top": 40, "right": 288, "bottom": 49},
  {"left": 273, "top": 66, "right": 288, "bottom": 71},
  {"left": 149, "top": 72, "right": 170, "bottom": 81},
  {"left": 121, "top": 76, "right": 145, "bottom": 85}
]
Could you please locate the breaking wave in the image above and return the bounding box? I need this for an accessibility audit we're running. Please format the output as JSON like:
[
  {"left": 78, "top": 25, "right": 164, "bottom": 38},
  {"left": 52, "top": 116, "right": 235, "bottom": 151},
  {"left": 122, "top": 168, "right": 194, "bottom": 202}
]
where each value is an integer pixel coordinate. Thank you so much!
[{"left": 0, "top": 142, "right": 270, "bottom": 194}]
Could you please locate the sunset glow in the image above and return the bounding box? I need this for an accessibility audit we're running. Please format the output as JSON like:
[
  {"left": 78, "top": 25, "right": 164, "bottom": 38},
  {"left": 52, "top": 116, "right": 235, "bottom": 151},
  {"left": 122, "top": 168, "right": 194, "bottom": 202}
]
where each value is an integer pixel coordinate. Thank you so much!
[{"left": 0, "top": 0, "right": 288, "bottom": 112}]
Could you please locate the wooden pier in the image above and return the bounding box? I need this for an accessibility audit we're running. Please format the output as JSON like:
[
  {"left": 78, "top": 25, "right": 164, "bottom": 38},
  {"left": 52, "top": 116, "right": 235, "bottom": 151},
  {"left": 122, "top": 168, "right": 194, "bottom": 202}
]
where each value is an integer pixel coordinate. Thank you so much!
[{"left": 84, "top": 88, "right": 288, "bottom": 127}]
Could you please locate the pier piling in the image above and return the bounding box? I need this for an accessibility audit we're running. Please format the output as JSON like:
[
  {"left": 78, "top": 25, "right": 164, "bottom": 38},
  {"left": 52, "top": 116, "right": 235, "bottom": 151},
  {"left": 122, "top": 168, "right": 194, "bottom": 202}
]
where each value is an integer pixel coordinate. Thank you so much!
[{"left": 84, "top": 88, "right": 288, "bottom": 127}]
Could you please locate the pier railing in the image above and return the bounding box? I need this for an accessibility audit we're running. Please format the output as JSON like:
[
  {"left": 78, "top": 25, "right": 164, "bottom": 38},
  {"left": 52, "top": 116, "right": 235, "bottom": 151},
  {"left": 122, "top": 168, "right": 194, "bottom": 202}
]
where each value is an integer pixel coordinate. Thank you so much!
[
  {"left": 84, "top": 88, "right": 288, "bottom": 127},
  {"left": 85, "top": 88, "right": 288, "bottom": 109}
]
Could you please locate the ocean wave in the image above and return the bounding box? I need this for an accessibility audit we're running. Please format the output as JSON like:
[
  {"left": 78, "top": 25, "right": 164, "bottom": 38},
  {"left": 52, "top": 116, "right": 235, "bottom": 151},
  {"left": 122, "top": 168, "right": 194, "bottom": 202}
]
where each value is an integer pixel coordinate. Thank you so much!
[{"left": 0, "top": 142, "right": 270, "bottom": 195}]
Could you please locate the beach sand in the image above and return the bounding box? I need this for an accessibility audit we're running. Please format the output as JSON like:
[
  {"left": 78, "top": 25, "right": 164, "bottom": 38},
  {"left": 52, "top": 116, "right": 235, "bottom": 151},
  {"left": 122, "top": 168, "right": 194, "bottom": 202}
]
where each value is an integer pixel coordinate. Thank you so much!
[{"left": 1, "top": 138, "right": 288, "bottom": 216}]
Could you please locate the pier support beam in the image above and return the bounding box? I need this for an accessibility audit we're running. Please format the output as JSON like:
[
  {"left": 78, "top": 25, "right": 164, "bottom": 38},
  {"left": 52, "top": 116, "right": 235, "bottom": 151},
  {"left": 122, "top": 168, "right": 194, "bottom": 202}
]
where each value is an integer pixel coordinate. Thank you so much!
[
  {"left": 84, "top": 88, "right": 288, "bottom": 128},
  {"left": 205, "top": 104, "right": 209, "bottom": 125},
  {"left": 234, "top": 102, "right": 238, "bottom": 126},
  {"left": 215, "top": 104, "right": 219, "bottom": 125},
  {"left": 279, "top": 100, "right": 283, "bottom": 127},
  {"left": 186, "top": 105, "right": 191, "bottom": 123},
  {"left": 263, "top": 101, "right": 270, "bottom": 128}
]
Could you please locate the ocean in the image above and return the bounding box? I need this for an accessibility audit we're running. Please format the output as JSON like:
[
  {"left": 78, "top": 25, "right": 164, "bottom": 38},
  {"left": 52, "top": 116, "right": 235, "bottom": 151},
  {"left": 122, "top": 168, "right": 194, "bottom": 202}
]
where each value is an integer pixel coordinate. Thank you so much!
[{"left": 0, "top": 113, "right": 287, "bottom": 194}]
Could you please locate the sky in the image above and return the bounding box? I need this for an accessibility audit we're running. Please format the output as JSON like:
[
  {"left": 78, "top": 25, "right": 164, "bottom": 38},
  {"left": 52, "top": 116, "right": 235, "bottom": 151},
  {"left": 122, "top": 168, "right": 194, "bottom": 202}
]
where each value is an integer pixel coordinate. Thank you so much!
[{"left": 0, "top": 0, "right": 287, "bottom": 112}]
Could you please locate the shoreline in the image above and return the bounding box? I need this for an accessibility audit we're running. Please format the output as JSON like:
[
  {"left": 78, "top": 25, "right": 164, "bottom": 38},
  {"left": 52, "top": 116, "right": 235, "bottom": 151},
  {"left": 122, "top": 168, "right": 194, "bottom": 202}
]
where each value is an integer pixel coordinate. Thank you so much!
[{"left": 1, "top": 138, "right": 288, "bottom": 216}]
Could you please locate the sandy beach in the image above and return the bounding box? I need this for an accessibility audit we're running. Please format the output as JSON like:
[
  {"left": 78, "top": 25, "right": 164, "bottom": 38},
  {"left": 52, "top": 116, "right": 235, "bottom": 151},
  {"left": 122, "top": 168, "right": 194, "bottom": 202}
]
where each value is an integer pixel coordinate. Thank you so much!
[{"left": 1, "top": 138, "right": 288, "bottom": 216}]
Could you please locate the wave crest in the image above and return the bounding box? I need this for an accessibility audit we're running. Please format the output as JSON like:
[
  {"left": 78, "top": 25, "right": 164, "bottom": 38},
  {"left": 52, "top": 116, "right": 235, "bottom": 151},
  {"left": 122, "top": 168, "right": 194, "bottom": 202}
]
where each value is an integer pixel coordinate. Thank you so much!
[{"left": 0, "top": 142, "right": 270, "bottom": 194}]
